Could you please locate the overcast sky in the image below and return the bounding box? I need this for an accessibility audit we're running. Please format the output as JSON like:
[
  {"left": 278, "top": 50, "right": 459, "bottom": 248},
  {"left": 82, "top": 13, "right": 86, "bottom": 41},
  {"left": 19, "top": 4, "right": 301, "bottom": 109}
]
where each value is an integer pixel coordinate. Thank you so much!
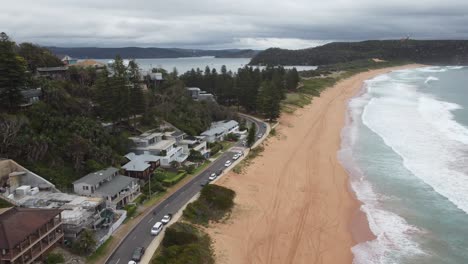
[{"left": 2, "top": 0, "right": 468, "bottom": 49}]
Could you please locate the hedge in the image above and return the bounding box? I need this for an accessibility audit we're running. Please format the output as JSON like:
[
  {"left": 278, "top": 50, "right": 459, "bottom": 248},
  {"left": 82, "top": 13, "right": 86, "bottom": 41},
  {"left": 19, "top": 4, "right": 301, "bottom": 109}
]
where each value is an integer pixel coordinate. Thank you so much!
[{"left": 162, "top": 171, "right": 187, "bottom": 187}]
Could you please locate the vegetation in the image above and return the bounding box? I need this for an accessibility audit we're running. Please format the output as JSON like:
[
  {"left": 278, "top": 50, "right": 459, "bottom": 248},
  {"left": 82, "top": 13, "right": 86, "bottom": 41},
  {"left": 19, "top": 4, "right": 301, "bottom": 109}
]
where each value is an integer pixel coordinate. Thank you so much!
[
  {"left": 0, "top": 198, "right": 12, "bottom": 208},
  {"left": 208, "top": 142, "right": 223, "bottom": 156},
  {"left": 181, "top": 65, "right": 299, "bottom": 120},
  {"left": 47, "top": 46, "right": 257, "bottom": 59},
  {"left": 162, "top": 170, "right": 187, "bottom": 187},
  {"left": 250, "top": 39, "right": 468, "bottom": 66},
  {"left": 87, "top": 236, "right": 113, "bottom": 263},
  {"left": 124, "top": 204, "right": 138, "bottom": 219},
  {"left": 71, "top": 229, "right": 97, "bottom": 255},
  {"left": 233, "top": 146, "right": 264, "bottom": 174},
  {"left": 45, "top": 253, "right": 65, "bottom": 264},
  {"left": 153, "top": 222, "right": 214, "bottom": 264},
  {"left": 247, "top": 123, "right": 256, "bottom": 147},
  {"left": 183, "top": 184, "right": 235, "bottom": 225}
]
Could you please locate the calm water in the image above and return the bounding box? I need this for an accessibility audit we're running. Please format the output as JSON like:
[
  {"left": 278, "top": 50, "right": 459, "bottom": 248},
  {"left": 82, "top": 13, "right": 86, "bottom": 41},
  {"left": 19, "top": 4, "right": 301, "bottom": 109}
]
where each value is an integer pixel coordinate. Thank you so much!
[
  {"left": 92, "top": 57, "right": 317, "bottom": 74},
  {"left": 339, "top": 66, "right": 468, "bottom": 264}
]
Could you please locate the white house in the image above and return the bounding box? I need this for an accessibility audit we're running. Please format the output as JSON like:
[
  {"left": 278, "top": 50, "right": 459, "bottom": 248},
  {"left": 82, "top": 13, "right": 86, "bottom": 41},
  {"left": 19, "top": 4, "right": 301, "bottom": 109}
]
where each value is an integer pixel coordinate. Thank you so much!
[
  {"left": 179, "top": 136, "right": 210, "bottom": 158},
  {"left": 129, "top": 131, "right": 188, "bottom": 167},
  {"left": 201, "top": 120, "right": 239, "bottom": 143},
  {"left": 72, "top": 167, "right": 140, "bottom": 209},
  {"left": 186, "top": 87, "right": 215, "bottom": 102}
]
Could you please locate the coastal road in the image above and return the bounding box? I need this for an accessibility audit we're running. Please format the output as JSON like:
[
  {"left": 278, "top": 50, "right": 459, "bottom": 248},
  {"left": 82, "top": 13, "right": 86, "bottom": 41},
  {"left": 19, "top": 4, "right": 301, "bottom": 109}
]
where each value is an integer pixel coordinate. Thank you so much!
[{"left": 106, "top": 115, "right": 267, "bottom": 264}]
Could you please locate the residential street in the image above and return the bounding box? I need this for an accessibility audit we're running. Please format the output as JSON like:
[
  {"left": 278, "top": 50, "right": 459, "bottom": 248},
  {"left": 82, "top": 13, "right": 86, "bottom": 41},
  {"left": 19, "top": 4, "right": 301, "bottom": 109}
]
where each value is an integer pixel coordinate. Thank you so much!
[{"left": 106, "top": 115, "right": 267, "bottom": 264}]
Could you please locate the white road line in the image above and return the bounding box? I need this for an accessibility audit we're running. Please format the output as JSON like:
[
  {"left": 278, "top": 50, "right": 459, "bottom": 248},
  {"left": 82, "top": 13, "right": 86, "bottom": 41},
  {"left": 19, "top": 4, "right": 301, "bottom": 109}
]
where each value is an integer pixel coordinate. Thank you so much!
[
  {"left": 164, "top": 204, "right": 169, "bottom": 208},
  {"left": 132, "top": 235, "right": 137, "bottom": 240},
  {"left": 115, "top": 258, "right": 120, "bottom": 264},
  {"left": 147, "top": 217, "right": 154, "bottom": 224}
]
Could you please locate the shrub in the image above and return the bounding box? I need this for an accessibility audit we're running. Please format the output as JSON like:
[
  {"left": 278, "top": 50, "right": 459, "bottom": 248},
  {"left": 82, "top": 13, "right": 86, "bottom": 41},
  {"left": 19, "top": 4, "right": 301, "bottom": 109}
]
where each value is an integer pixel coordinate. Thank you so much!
[
  {"left": 162, "top": 171, "right": 187, "bottom": 187},
  {"left": 183, "top": 184, "right": 235, "bottom": 225},
  {"left": 45, "top": 253, "right": 65, "bottom": 264},
  {"left": 209, "top": 143, "right": 222, "bottom": 155}
]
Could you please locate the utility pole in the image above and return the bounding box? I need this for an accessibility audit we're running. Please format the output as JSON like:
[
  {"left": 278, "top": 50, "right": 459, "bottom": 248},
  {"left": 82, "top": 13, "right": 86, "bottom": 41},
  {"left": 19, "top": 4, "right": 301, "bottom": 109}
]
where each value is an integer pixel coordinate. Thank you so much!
[{"left": 148, "top": 173, "right": 152, "bottom": 197}]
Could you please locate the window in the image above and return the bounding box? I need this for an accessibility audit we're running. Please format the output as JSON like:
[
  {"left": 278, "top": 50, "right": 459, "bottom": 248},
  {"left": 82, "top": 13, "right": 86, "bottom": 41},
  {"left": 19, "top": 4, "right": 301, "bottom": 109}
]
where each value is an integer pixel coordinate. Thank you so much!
[{"left": 83, "top": 186, "right": 89, "bottom": 191}]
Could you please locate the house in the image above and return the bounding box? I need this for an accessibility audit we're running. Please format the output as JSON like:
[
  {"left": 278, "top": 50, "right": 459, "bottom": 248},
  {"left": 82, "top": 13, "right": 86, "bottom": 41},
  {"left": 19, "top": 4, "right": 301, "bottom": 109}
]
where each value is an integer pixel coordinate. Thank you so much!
[
  {"left": 0, "top": 207, "right": 63, "bottom": 264},
  {"left": 74, "top": 59, "right": 105, "bottom": 68},
  {"left": 20, "top": 88, "right": 42, "bottom": 107},
  {"left": 122, "top": 153, "right": 160, "bottom": 180},
  {"left": 201, "top": 120, "right": 239, "bottom": 143},
  {"left": 163, "top": 130, "right": 186, "bottom": 143},
  {"left": 179, "top": 136, "right": 210, "bottom": 159},
  {"left": 186, "top": 87, "right": 215, "bottom": 102},
  {"left": 61, "top": 55, "right": 78, "bottom": 65},
  {"left": 0, "top": 160, "right": 115, "bottom": 242},
  {"left": 72, "top": 167, "right": 140, "bottom": 209},
  {"left": 36, "top": 66, "right": 68, "bottom": 80},
  {"left": 129, "top": 131, "right": 188, "bottom": 167}
]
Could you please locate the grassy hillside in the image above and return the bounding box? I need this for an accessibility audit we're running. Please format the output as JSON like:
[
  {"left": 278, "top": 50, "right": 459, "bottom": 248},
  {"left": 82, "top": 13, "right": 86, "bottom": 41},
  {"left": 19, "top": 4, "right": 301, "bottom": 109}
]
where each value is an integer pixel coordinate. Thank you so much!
[{"left": 249, "top": 40, "right": 468, "bottom": 66}]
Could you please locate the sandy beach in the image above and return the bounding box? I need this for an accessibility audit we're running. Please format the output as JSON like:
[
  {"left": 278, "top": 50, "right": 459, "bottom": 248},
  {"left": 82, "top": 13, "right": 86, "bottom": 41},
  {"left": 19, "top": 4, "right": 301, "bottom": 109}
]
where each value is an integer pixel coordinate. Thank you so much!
[{"left": 207, "top": 65, "right": 423, "bottom": 264}]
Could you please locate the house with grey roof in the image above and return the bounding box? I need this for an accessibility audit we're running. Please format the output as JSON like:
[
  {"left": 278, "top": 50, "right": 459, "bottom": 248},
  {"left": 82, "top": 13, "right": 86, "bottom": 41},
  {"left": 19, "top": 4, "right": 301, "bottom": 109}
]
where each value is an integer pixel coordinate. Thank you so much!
[
  {"left": 186, "top": 87, "right": 215, "bottom": 102},
  {"left": 20, "top": 88, "right": 42, "bottom": 107},
  {"left": 73, "top": 167, "right": 140, "bottom": 209},
  {"left": 201, "top": 120, "right": 239, "bottom": 143},
  {"left": 122, "top": 153, "right": 160, "bottom": 180}
]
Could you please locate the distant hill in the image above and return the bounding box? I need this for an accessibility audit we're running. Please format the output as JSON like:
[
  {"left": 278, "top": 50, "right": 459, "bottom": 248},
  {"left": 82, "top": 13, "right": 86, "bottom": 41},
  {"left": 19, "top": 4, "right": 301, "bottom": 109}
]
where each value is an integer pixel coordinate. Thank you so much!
[
  {"left": 249, "top": 40, "right": 468, "bottom": 66},
  {"left": 47, "top": 46, "right": 260, "bottom": 59}
]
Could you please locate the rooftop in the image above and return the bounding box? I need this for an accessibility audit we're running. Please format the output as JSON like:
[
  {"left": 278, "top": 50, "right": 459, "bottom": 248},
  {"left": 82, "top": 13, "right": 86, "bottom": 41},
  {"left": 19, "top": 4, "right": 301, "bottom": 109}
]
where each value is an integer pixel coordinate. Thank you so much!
[
  {"left": 73, "top": 167, "right": 119, "bottom": 185},
  {"left": 0, "top": 207, "right": 62, "bottom": 249},
  {"left": 201, "top": 126, "right": 226, "bottom": 137},
  {"left": 95, "top": 175, "right": 136, "bottom": 197},
  {"left": 20, "top": 88, "right": 42, "bottom": 99},
  {"left": 37, "top": 66, "right": 68, "bottom": 72},
  {"left": 148, "top": 139, "right": 175, "bottom": 151}
]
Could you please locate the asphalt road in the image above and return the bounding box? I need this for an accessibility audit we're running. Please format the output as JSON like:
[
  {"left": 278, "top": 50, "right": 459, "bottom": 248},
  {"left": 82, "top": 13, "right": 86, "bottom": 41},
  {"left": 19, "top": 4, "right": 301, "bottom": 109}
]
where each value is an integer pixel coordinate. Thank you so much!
[{"left": 106, "top": 116, "right": 266, "bottom": 264}]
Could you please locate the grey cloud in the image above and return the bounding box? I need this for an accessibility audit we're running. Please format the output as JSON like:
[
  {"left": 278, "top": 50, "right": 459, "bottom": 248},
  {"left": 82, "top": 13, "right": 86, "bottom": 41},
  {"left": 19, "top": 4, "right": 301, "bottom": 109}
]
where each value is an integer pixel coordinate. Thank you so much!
[{"left": 2, "top": 0, "right": 468, "bottom": 49}]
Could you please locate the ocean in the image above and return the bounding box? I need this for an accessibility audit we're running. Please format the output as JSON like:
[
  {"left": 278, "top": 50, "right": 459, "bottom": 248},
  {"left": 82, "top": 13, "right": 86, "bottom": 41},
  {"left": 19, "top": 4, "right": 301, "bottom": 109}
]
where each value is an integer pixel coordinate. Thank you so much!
[
  {"left": 339, "top": 66, "right": 468, "bottom": 264},
  {"left": 93, "top": 57, "right": 317, "bottom": 74}
]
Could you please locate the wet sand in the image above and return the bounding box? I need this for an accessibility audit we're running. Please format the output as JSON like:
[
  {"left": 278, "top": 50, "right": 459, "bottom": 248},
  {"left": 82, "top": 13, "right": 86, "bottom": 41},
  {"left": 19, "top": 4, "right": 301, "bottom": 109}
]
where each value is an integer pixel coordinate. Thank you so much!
[{"left": 207, "top": 65, "right": 423, "bottom": 264}]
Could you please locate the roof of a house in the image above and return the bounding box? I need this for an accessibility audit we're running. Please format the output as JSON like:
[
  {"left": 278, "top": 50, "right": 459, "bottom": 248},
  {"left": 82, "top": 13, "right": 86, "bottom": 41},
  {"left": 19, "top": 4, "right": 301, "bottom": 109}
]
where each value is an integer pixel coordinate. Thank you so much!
[
  {"left": 148, "top": 139, "right": 175, "bottom": 151},
  {"left": 37, "top": 66, "right": 68, "bottom": 72},
  {"left": 123, "top": 153, "right": 160, "bottom": 172},
  {"left": 201, "top": 126, "right": 226, "bottom": 137},
  {"left": 186, "top": 87, "right": 201, "bottom": 91},
  {"left": 75, "top": 59, "right": 105, "bottom": 67},
  {"left": 214, "top": 120, "right": 239, "bottom": 130},
  {"left": 95, "top": 175, "right": 136, "bottom": 197},
  {"left": 73, "top": 167, "right": 119, "bottom": 185},
  {"left": 0, "top": 207, "right": 62, "bottom": 249},
  {"left": 20, "top": 89, "right": 42, "bottom": 99}
]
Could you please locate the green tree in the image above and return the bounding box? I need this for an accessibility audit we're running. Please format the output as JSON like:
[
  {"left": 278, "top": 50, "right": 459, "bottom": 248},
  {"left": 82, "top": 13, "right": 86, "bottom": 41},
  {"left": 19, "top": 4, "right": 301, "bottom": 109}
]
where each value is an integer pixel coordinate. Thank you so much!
[
  {"left": 128, "top": 60, "right": 145, "bottom": 128},
  {"left": 247, "top": 122, "right": 256, "bottom": 147},
  {"left": 0, "top": 32, "right": 27, "bottom": 111},
  {"left": 257, "top": 81, "right": 281, "bottom": 121},
  {"left": 72, "top": 229, "right": 96, "bottom": 255}
]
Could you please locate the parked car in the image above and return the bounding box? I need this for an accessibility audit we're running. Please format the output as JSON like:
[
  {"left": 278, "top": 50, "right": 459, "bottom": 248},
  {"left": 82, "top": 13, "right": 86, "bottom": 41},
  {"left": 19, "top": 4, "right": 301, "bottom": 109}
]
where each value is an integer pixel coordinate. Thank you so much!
[
  {"left": 232, "top": 154, "right": 240, "bottom": 160},
  {"left": 150, "top": 222, "right": 163, "bottom": 235},
  {"left": 217, "top": 169, "right": 223, "bottom": 175},
  {"left": 131, "top": 247, "right": 145, "bottom": 262},
  {"left": 257, "top": 133, "right": 263, "bottom": 138},
  {"left": 225, "top": 160, "right": 232, "bottom": 167},
  {"left": 209, "top": 173, "right": 217, "bottom": 181},
  {"left": 128, "top": 261, "right": 137, "bottom": 264},
  {"left": 161, "top": 214, "right": 172, "bottom": 225}
]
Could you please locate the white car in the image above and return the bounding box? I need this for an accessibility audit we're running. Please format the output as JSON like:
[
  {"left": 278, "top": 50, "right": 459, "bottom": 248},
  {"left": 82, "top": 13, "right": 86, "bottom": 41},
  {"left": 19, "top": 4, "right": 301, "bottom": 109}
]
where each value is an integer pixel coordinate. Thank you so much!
[
  {"left": 151, "top": 222, "right": 163, "bottom": 235},
  {"left": 225, "top": 160, "right": 232, "bottom": 167},
  {"left": 161, "top": 214, "right": 172, "bottom": 225},
  {"left": 232, "top": 154, "right": 240, "bottom": 160},
  {"left": 208, "top": 173, "right": 217, "bottom": 181},
  {"left": 128, "top": 261, "right": 137, "bottom": 264}
]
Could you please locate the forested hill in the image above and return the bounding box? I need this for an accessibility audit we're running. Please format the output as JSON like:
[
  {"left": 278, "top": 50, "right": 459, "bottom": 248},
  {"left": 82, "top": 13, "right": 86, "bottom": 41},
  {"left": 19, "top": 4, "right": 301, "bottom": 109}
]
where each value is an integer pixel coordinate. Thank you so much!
[
  {"left": 249, "top": 40, "right": 468, "bottom": 66},
  {"left": 47, "top": 46, "right": 259, "bottom": 59}
]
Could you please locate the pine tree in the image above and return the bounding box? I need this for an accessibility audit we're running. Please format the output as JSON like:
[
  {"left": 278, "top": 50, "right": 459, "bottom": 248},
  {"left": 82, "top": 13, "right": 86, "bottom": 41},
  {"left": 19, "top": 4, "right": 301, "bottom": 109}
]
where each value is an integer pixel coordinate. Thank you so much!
[
  {"left": 247, "top": 122, "right": 256, "bottom": 147},
  {"left": 0, "top": 32, "right": 26, "bottom": 111},
  {"left": 128, "top": 60, "right": 145, "bottom": 128}
]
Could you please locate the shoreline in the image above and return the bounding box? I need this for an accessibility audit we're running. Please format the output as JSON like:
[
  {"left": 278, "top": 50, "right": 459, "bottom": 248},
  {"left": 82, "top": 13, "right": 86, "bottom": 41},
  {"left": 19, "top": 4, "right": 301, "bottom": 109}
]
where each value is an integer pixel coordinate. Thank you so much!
[{"left": 207, "top": 64, "right": 424, "bottom": 264}]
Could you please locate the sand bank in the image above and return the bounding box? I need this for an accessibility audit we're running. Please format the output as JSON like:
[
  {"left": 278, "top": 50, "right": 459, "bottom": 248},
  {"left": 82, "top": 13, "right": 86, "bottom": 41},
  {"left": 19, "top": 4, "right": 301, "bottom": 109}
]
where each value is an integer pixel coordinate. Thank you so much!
[{"left": 207, "top": 65, "right": 423, "bottom": 264}]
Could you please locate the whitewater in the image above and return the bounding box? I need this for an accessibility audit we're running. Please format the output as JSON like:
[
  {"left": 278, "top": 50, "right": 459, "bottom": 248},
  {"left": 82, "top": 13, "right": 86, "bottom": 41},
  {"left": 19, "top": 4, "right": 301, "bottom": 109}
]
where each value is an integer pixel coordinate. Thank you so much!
[{"left": 339, "top": 66, "right": 468, "bottom": 264}]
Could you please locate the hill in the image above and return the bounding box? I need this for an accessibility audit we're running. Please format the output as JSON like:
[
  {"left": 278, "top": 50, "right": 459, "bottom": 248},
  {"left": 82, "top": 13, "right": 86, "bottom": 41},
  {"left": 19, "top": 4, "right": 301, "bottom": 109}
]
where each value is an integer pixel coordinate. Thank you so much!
[
  {"left": 47, "top": 46, "right": 259, "bottom": 59},
  {"left": 249, "top": 40, "right": 468, "bottom": 66}
]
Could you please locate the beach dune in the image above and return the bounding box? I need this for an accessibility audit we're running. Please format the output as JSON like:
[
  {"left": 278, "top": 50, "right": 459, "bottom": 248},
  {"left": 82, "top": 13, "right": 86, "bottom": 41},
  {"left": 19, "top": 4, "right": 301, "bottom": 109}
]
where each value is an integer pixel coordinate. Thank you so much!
[{"left": 207, "top": 65, "right": 423, "bottom": 264}]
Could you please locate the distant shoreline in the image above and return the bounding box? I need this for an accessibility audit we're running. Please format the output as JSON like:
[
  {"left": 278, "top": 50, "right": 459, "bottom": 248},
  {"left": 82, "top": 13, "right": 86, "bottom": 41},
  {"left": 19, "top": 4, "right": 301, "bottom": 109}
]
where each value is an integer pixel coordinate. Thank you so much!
[{"left": 204, "top": 64, "right": 423, "bottom": 264}]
